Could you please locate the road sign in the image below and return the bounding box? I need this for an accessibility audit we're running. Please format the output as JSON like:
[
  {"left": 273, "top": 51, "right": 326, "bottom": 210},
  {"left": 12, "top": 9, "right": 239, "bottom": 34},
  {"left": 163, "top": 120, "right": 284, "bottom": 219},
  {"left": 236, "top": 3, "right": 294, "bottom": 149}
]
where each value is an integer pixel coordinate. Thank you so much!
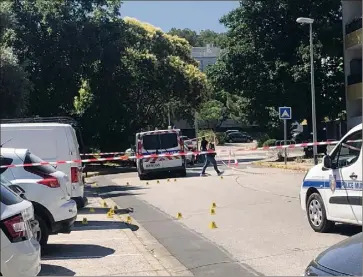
[{"left": 279, "top": 107, "right": 292, "bottom": 120}]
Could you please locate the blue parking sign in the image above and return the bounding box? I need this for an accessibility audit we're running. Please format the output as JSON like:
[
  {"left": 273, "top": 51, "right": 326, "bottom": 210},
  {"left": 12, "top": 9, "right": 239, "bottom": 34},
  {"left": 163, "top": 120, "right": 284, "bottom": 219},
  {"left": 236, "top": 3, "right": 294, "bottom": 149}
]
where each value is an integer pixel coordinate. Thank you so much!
[{"left": 279, "top": 107, "right": 292, "bottom": 120}]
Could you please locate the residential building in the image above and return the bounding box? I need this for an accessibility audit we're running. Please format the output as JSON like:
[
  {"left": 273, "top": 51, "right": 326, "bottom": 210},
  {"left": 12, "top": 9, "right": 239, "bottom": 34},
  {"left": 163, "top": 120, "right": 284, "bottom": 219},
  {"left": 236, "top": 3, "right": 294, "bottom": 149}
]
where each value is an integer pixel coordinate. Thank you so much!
[
  {"left": 191, "top": 44, "right": 222, "bottom": 72},
  {"left": 342, "top": 0, "right": 363, "bottom": 129}
]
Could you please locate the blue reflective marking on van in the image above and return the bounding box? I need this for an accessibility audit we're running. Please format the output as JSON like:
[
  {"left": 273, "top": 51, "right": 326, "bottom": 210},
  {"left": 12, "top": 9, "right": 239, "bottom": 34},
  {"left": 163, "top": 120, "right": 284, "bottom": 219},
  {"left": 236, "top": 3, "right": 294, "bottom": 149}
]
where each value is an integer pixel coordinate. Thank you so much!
[
  {"left": 142, "top": 149, "right": 179, "bottom": 155},
  {"left": 303, "top": 180, "right": 363, "bottom": 190}
]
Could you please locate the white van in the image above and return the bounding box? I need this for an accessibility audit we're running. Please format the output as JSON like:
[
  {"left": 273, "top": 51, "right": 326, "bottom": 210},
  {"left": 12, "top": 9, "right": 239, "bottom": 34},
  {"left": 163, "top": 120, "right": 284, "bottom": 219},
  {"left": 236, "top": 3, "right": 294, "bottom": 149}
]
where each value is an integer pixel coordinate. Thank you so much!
[
  {"left": 136, "top": 129, "right": 187, "bottom": 180},
  {"left": 0, "top": 123, "right": 85, "bottom": 208},
  {"left": 300, "top": 123, "right": 362, "bottom": 232}
]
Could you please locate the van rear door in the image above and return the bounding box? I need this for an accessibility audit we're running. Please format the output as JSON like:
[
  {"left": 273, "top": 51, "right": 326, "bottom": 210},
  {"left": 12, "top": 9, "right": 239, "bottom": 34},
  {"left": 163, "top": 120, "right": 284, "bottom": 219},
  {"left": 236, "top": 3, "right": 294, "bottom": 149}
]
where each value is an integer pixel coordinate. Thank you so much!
[
  {"left": 159, "top": 132, "right": 183, "bottom": 169},
  {"left": 141, "top": 134, "right": 163, "bottom": 170}
]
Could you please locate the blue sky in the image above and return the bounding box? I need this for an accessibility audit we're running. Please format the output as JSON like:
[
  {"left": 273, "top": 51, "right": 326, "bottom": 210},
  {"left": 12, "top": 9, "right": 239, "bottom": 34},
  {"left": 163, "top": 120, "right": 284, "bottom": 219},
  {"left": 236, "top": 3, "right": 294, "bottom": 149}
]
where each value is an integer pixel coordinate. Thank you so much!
[{"left": 120, "top": 1, "right": 240, "bottom": 33}]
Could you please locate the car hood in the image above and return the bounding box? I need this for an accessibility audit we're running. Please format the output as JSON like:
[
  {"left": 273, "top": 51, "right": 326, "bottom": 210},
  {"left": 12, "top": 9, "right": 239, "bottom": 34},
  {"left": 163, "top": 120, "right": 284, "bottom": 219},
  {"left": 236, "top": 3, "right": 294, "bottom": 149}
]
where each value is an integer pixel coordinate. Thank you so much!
[{"left": 315, "top": 232, "right": 362, "bottom": 276}]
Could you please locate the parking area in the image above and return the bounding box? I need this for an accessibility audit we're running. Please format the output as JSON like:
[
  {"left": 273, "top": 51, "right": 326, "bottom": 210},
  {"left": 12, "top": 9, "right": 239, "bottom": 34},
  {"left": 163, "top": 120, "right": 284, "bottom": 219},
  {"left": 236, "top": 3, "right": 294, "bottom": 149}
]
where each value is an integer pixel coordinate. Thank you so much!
[
  {"left": 89, "top": 163, "right": 361, "bottom": 276},
  {"left": 39, "top": 183, "right": 191, "bottom": 276}
]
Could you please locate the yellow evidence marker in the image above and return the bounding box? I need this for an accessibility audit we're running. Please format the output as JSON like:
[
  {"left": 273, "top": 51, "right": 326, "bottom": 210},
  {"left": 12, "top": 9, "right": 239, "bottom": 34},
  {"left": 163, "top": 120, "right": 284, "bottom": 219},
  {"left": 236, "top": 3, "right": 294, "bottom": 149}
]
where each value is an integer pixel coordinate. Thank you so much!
[{"left": 176, "top": 212, "right": 183, "bottom": 219}]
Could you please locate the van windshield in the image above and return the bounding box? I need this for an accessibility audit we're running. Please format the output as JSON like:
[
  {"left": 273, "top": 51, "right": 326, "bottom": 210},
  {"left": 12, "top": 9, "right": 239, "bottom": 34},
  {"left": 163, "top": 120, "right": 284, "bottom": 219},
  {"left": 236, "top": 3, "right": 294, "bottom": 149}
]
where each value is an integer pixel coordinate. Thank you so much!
[{"left": 142, "top": 133, "right": 178, "bottom": 150}]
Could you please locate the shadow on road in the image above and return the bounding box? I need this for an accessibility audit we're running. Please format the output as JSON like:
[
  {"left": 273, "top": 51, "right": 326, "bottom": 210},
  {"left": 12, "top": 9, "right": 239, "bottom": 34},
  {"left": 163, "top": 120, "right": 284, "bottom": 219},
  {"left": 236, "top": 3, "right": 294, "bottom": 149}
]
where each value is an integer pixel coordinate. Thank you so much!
[
  {"left": 72, "top": 220, "right": 139, "bottom": 232},
  {"left": 85, "top": 164, "right": 137, "bottom": 176},
  {"left": 42, "top": 244, "right": 115, "bottom": 259},
  {"left": 330, "top": 224, "right": 362, "bottom": 237},
  {"left": 78, "top": 206, "right": 134, "bottom": 215},
  {"left": 39, "top": 264, "right": 76, "bottom": 276}
]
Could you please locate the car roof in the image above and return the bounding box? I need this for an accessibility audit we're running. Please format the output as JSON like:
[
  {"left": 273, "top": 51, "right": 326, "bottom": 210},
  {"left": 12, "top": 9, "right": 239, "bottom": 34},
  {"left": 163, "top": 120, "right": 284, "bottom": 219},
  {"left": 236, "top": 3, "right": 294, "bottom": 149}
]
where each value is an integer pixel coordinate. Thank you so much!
[
  {"left": 137, "top": 129, "right": 181, "bottom": 136},
  {"left": 1, "top": 123, "right": 71, "bottom": 128},
  {"left": 350, "top": 123, "right": 362, "bottom": 133}
]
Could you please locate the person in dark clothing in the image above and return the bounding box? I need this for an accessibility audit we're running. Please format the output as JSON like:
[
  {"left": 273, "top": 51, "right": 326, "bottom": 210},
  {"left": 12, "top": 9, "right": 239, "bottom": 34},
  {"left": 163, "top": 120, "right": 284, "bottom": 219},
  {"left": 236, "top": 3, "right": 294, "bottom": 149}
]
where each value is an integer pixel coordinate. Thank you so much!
[
  {"left": 199, "top": 136, "right": 208, "bottom": 163},
  {"left": 200, "top": 136, "right": 208, "bottom": 151},
  {"left": 200, "top": 142, "right": 223, "bottom": 177}
]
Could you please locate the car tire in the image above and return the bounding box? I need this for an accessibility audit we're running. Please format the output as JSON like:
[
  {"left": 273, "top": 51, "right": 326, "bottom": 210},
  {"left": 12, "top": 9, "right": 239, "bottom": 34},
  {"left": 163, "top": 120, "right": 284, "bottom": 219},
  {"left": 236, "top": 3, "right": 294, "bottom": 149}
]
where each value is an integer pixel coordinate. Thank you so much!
[
  {"left": 306, "top": 193, "right": 335, "bottom": 233},
  {"left": 138, "top": 172, "right": 147, "bottom": 180},
  {"left": 179, "top": 169, "right": 187, "bottom": 177},
  {"left": 35, "top": 214, "right": 49, "bottom": 247}
]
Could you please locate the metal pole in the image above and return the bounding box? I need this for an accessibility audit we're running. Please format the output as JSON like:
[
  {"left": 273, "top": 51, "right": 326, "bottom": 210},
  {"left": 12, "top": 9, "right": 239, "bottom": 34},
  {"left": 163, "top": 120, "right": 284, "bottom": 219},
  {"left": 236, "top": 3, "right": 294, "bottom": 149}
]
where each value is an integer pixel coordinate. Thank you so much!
[
  {"left": 167, "top": 104, "right": 171, "bottom": 126},
  {"left": 284, "top": 119, "right": 287, "bottom": 165},
  {"left": 310, "top": 23, "right": 318, "bottom": 165}
]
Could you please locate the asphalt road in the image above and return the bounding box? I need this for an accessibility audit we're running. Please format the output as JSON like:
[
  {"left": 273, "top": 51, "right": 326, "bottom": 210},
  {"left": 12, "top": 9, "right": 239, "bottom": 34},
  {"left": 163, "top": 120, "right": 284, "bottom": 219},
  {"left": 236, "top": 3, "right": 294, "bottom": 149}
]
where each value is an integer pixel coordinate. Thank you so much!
[{"left": 92, "top": 162, "right": 361, "bottom": 276}]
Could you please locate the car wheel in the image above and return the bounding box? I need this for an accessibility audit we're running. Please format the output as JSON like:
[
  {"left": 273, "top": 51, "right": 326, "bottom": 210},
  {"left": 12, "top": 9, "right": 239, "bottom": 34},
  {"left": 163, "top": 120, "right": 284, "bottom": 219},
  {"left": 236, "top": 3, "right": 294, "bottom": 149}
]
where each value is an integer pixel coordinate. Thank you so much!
[
  {"left": 138, "top": 171, "right": 147, "bottom": 180},
  {"left": 35, "top": 214, "right": 49, "bottom": 247},
  {"left": 306, "top": 193, "right": 335, "bottom": 233},
  {"left": 179, "top": 169, "right": 187, "bottom": 177}
]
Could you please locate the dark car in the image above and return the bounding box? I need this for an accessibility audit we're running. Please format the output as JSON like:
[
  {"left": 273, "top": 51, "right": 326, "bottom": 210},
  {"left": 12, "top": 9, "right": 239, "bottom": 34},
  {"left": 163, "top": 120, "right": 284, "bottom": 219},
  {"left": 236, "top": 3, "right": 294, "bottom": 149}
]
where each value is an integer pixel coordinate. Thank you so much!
[
  {"left": 304, "top": 232, "right": 362, "bottom": 276},
  {"left": 226, "top": 132, "right": 252, "bottom": 143}
]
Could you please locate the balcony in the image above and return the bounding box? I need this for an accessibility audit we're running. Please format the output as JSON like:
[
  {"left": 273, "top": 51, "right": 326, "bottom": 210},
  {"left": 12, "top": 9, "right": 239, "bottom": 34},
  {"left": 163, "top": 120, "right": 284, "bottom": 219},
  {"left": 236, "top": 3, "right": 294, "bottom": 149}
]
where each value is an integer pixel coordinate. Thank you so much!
[{"left": 345, "top": 17, "right": 362, "bottom": 49}]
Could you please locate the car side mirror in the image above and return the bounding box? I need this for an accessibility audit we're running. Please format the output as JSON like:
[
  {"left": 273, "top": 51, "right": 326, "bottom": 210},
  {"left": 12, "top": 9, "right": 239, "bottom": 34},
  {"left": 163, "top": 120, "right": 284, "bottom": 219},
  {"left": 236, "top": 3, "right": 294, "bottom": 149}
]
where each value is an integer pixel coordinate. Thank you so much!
[{"left": 323, "top": 155, "right": 332, "bottom": 169}]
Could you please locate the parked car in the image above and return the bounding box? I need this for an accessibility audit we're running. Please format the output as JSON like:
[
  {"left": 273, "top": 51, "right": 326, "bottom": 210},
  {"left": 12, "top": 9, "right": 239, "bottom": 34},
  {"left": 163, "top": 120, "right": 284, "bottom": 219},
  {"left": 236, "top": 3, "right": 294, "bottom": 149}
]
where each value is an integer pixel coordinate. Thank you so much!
[
  {"left": 1, "top": 176, "right": 40, "bottom": 238},
  {"left": 135, "top": 129, "right": 187, "bottom": 179},
  {"left": 226, "top": 132, "right": 253, "bottom": 143},
  {"left": 300, "top": 123, "right": 362, "bottom": 232},
  {"left": 0, "top": 148, "right": 78, "bottom": 248},
  {"left": 304, "top": 232, "right": 362, "bottom": 276},
  {"left": 1, "top": 182, "right": 41, "bottom": 276},
  {"left": 0, "top": 122, "right": 86, "bottom": 208}
]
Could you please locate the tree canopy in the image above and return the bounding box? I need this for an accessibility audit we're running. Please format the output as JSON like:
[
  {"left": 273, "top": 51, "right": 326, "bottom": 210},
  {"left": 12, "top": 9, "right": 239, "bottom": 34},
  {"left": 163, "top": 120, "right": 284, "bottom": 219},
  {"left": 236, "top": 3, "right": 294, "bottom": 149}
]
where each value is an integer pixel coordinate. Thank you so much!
[
  {"left": 206, "top": 0, "right": 345, "bottom": 134},
  {"left": 168, "top": 28, "right": 226, "bottom": 47},
  {"left": 1, "top": 0, "right": 208, "bottom": 150}
]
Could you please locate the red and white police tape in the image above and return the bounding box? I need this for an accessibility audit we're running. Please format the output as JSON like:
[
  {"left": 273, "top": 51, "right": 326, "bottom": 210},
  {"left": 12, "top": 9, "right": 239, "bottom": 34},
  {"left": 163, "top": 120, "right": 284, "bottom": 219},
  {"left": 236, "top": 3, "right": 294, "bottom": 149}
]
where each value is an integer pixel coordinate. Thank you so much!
[{"left": 1, "top": 139, "right": 348, "bottom": 169}]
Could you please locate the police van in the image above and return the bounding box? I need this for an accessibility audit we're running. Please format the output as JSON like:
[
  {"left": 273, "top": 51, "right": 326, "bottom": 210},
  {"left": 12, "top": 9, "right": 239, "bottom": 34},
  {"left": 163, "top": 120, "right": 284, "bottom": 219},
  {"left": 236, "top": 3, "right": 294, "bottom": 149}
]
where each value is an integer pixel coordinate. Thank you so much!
[
  {"left": 135, "top": 128, "right": 187, "bottom": 180},
  {"left": 300, "top": 123, "right": 362, "bottom": 233}
]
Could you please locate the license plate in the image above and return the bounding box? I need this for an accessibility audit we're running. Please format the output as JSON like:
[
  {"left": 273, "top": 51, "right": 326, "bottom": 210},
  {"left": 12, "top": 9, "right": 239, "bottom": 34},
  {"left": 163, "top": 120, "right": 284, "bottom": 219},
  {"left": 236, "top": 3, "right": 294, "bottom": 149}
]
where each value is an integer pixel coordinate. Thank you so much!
[{"left": 145, "top": 163, "right": 161, "bottom": 168}]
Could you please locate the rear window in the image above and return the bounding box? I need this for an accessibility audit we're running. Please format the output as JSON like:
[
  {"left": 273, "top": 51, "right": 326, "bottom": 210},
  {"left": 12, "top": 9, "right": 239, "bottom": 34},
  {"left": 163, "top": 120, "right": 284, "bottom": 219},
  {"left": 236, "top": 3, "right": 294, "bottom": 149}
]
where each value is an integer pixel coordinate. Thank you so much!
[
  {"left": 24, "top": 152, "right": 57, "bottom": 177},
  {"left": 143, "top": 135, "right": 161, "bottom": 150},
  {"left": 0, "top": 156, "right": 13, "bottom": 174},
  {"left": 0, "top": 184, "right": 23, "bottom": 205},
  {"left": 142, "top": 133, "right": 178, "bottom": 150},
  {"left": 160, "top": 133, "right": 178, "bottom": 149}
]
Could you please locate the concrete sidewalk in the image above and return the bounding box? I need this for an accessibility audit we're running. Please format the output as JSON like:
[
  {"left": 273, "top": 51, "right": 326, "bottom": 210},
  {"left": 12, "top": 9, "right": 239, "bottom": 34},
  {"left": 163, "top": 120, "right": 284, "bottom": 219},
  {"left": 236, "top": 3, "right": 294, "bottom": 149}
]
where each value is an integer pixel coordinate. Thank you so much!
[{"left": 39, "top": 182, "right": 192, "bottom": 276}]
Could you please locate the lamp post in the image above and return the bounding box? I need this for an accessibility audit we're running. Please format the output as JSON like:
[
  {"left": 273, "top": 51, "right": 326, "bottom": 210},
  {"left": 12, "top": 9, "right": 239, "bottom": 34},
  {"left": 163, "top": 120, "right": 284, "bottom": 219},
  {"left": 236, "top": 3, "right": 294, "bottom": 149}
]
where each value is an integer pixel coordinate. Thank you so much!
[{"left": 296, "top": 17, "right": 318, "bottom": 165}]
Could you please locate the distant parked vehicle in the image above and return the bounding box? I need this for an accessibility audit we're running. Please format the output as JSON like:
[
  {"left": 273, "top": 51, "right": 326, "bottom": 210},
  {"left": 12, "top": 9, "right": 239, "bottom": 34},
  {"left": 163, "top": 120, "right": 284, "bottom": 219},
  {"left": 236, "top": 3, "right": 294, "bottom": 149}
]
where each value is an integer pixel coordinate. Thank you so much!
[
  {"left": 304, "top": 232, "right": 362, "bottom": 276},
  {"left": 226, "top": 132, "right": 253, "bottom": 143},
  {"left": 1, "top": 182, "right": 41, "bottom": 276},
  {"left": 0, "top": 120, "right": 86, "bottom": 208},
  {"left": 0, "top": 148, "right": 78, "bottom": 248}
]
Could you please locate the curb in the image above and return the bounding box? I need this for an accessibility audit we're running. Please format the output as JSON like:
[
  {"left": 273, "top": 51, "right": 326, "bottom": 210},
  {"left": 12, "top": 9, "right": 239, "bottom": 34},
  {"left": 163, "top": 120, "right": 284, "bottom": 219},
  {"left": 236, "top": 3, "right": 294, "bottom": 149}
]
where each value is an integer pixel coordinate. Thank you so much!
[{"left": 252, "top": 161, "right": 311, "bottom": 172}]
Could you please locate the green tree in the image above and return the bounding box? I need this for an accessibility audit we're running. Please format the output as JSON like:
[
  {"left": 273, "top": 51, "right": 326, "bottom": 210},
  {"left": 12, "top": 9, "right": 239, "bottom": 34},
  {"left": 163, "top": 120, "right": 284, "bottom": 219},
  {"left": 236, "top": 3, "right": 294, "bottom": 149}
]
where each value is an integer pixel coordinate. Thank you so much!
[
  {"left": 0, "top": 1, "right": 31, "bottom": 118},
  {"left": 207, "top": 0, "right": 345, "bottom": 134}
]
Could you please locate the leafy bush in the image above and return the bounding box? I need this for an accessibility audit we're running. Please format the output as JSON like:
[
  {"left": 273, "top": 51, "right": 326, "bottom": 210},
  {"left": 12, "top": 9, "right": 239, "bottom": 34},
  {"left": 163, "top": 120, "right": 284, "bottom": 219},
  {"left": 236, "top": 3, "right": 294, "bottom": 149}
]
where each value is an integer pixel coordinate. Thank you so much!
[
  {"left": 263, "top": 139, "right": 277, "bottom": 147},
  {"left": 197, "top": 130, "right": 225, "bottom": 145},
  {"left": 257, "top": 133, "right": 270, "bottom": 147},
  {"left": 215, "top": 132, "right": 226, "bottom": 145}
]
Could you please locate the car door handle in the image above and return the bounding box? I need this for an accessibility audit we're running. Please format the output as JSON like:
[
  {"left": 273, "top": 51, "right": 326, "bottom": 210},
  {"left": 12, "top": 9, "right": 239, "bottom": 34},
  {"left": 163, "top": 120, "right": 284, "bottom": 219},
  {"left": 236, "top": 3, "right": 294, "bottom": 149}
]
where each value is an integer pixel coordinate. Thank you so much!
[{"left": 350, "top": 173, "right": 358, "bottom": 179}]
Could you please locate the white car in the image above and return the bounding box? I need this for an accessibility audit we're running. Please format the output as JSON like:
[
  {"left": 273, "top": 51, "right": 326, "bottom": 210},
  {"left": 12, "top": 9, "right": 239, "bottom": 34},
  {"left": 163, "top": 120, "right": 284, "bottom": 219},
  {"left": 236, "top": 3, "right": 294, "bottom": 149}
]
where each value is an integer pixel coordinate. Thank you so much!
[
  {"left": 1, "top": 122, "right": 86, "bottom": 208},
  {"left": 1, "top": 183, "right": 41, "bottom": 276},
  {"left": 300, "top": 123, "right": 362, "bottom": 232},
  {"left": 0, "top": 148, "right": 78, "bottom": 247}
]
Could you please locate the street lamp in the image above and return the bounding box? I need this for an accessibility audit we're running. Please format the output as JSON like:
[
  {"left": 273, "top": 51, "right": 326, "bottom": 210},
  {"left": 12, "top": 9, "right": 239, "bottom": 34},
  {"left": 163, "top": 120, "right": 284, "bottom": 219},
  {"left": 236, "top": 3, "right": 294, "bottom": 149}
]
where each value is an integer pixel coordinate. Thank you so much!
[{"left": 296, "top": 17, "right": 318, "bottom": 165}]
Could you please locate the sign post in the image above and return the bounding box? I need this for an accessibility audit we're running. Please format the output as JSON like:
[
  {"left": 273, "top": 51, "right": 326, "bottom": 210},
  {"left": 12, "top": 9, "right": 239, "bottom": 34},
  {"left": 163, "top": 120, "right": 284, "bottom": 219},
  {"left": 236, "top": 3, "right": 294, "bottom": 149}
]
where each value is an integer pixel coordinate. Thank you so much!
[{"left": 279, "top": 107, "right": 292, "bottom": 165}]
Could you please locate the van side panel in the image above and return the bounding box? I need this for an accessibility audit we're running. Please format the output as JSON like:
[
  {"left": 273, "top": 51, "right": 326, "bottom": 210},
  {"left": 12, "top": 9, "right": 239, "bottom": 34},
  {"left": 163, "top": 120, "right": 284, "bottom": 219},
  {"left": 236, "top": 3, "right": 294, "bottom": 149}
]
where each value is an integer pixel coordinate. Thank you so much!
[{"left": 1, "top": 127, "right": 58, "bottom": 161}]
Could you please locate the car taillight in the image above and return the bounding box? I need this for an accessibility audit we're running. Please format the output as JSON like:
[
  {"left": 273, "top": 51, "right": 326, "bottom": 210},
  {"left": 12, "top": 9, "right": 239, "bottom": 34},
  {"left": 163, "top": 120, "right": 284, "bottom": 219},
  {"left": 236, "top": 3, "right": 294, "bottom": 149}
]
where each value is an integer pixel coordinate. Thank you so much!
[
  {"left": 137, "top": 141, "right": 142, "bottom": 154},
  {"left": 71, "top": 167, "right": 79, "bottom": 183},
  {"left": 2, "top": 214, "right": 28, "bottom": 242},
  {"left": 179, "top": 138, "right": 184, "bottom": 151},
  {"left": 37, "top": 177, "right": 60, "bottom": 188}
]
